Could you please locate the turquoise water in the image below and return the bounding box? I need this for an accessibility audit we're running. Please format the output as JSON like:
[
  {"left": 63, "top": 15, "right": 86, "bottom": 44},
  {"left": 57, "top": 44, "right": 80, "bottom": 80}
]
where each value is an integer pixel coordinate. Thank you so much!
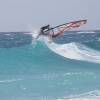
[{"left": 0, "top": 31, "right": 100, "bottom": 100}]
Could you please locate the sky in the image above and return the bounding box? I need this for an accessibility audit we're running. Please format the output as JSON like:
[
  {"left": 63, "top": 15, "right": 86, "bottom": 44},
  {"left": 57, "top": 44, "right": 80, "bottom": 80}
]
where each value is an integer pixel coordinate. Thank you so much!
[{"left": 0, "top": 0, "right": 99, "bottom": 31}]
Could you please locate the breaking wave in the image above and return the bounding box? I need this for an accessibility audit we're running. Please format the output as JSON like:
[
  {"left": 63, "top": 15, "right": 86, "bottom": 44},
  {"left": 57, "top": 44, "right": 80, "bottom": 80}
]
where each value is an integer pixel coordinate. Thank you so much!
[{"left": 39, "top": 37, "right": 100, "bottom": 64}]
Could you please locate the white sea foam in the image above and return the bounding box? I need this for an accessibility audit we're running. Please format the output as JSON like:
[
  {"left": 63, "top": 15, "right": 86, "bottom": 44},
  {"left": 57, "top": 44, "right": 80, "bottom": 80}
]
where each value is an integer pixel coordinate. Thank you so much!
[
  {"left": 31, "top": 30, "right": 39, "bottom": 39},
  {"left": 4, "top": 33, "right": 11, "bottom": 36},
  {"left": 77, "top": 31, "right": 95, "bottom": 34},
  {"left": 0, "top": 79, "right": 22, "bottom": 83},
  {"left": 43, "top": 37, "right": 100, "bottom": 64},
  {"left": 57, "top": 90, "right": 100, "bottom": 100}
]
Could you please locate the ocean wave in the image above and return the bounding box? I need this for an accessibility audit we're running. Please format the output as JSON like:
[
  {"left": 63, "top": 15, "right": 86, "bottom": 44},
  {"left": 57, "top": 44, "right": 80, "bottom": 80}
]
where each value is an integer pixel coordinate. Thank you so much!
[
  {"left": 43, "top": 37, "right": 100, "bottom": 64},
  {"left": 31, "top": 32, "right": 100, "bottom": 64}
]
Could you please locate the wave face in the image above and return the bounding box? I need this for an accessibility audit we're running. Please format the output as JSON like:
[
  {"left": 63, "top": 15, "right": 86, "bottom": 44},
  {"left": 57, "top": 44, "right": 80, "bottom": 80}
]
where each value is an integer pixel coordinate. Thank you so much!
[{"left": 0, "top": 31, "right": 100, "bottom": 100}]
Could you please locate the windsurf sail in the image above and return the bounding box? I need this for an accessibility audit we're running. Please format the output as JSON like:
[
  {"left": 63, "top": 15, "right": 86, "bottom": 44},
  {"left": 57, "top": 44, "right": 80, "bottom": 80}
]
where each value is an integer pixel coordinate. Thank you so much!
[{"left": 44, "top": 20, "right": 87, "bottom": 38}]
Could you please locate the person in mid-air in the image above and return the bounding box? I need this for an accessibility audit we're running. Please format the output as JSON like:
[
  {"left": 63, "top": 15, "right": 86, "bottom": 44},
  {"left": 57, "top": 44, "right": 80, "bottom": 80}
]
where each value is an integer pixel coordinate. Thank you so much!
[
  {"left": 36, "top": 25, "right": 50, "bottom": 39},
  {"left": 40, "top": 25, "right": 50, "bottom": 35},
  {"left": 39, "top": 24, "right": 61, "bottom": 38}
]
